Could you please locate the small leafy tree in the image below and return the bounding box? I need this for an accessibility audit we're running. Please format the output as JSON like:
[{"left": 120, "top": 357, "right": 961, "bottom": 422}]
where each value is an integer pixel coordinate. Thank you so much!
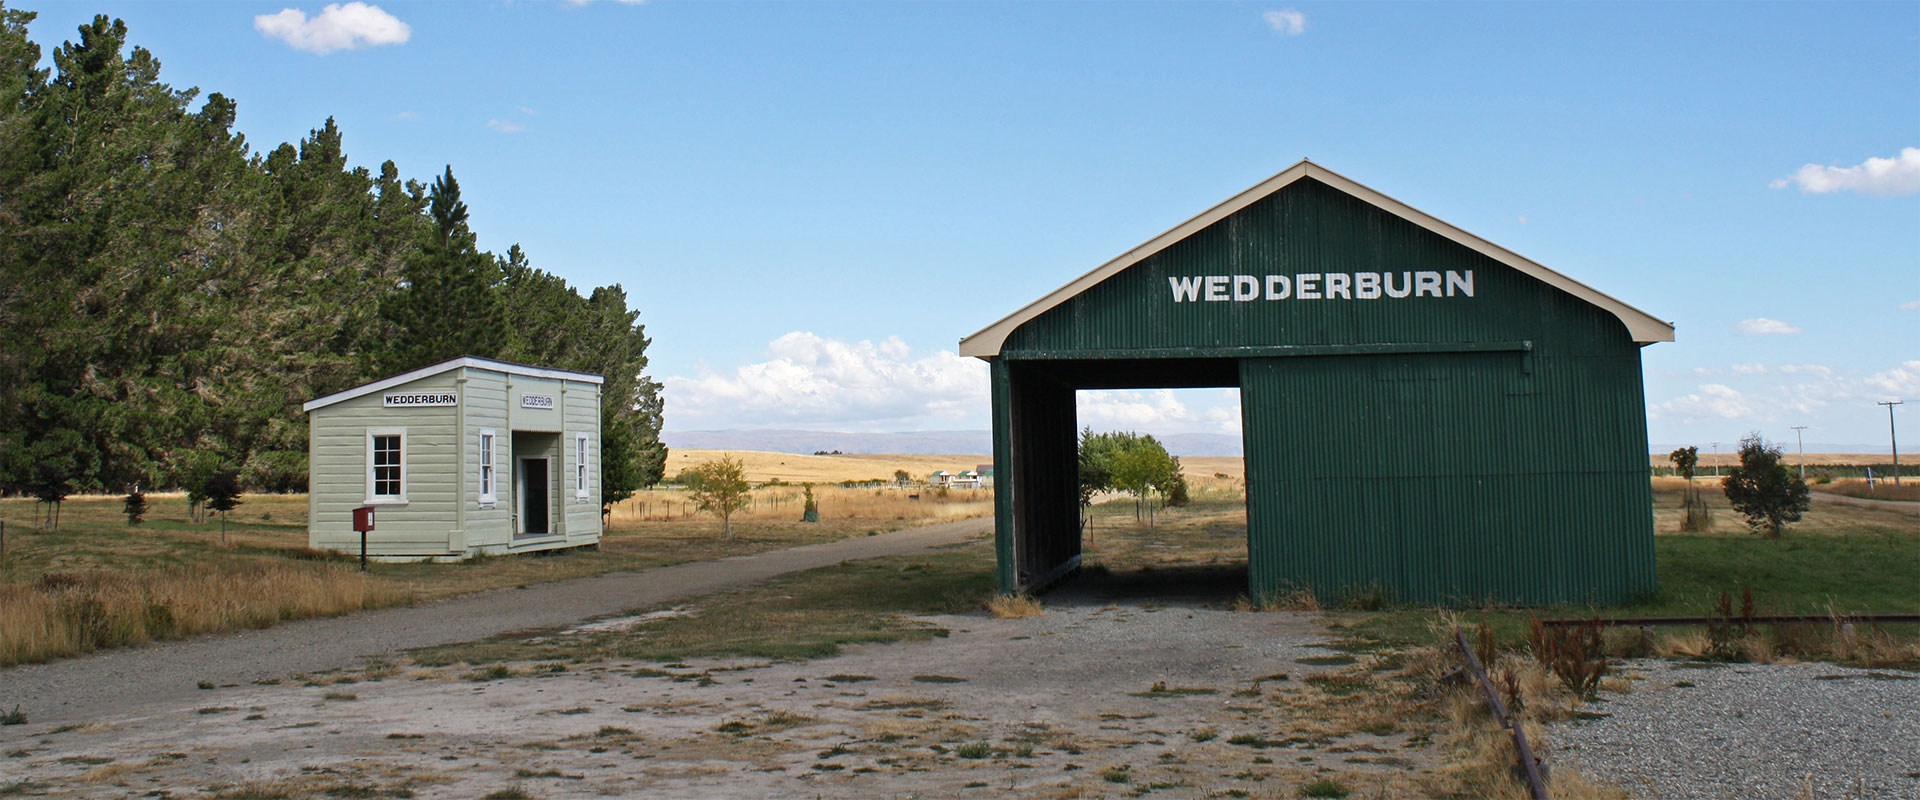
[
  {"left": 1722, "top": 432, "right": 1810, "bottom": 538},
  {"left": 1111, "top": 435, "right": 1176, "bottom": 526},
  {"left": 680, "top": 455, "right": 750, "bottom": 538},
  {"left": 893, "top": 469, "right": 911, "bottom": 488},
  {"left": 203, "top": 469, "right": 243, "bottom": 544},
  {"left": 29, "top": 459, "right": 70, "bottom": 531},
  {"left": 123, "top": 484, "right": 148, "bottom": 525},
  {"left": 1669, "top": 445, "right": 1710, "bottom": 532},
  {"left": 801, "top": 483, "right": 820, "bottom": 523}
]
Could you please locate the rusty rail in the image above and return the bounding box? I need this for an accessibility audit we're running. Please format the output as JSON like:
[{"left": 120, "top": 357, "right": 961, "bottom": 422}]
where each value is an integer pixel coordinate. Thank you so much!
[
  {"left": 1539, "top": 614, "right": 1920, "bottom": 628},
  {"left": 1453, "top": 626, "right": 1550, "bottom": 800}
]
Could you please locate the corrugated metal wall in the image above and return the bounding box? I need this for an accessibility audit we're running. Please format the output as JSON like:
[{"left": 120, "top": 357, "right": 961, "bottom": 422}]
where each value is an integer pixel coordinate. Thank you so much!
[{"left": 990, "top": 176, "right": 1659, "bottom": 605}]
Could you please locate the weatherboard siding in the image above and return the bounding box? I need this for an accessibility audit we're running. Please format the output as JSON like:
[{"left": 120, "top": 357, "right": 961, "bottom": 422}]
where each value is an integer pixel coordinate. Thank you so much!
[
  {"left": 309, "top": 372, "right": 463, "bottom": 557},
  {"left": 307, "top": 363, "right": 604, "bottom": 559}
]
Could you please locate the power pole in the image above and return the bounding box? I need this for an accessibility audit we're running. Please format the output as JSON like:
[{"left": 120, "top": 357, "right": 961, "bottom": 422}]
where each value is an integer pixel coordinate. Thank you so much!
[
  {"left": 1791, "top": 426, "right": 1808, "bottom": 481},
  {"left": 1710, "top": 441, "right": 1720, "bottom": 478},
  {"left": 1879, "top": 401, "right": 1903, "bottom": 486}
]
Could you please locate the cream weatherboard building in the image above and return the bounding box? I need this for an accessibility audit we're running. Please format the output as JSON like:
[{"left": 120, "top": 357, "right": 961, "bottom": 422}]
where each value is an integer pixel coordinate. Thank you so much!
[{"left": 303, "top": 357, "right": 604, "bottom": 560}]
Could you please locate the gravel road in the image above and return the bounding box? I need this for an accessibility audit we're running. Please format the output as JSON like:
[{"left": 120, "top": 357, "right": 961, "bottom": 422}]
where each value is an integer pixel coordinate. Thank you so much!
[
  {"left": 1548, "top": 659, "right": 1920, "bottom": 799},
  {"left": 0, "top": 517, "right": 991, "bottom": 727}
]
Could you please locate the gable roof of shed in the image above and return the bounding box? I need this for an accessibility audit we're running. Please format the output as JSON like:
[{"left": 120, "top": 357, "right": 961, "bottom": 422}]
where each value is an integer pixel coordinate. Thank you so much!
[
  {"left": 303, "top": 356, "right": 604, "bottom": 413},
  {"left": 959, "top": 161, "right": 1674, "bottom": 357}
]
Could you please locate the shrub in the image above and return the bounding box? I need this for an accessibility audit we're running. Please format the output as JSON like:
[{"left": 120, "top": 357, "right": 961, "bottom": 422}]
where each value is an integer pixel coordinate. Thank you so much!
[{"left": 1722, "top": 432, "right": 1810, "bottom": 538}]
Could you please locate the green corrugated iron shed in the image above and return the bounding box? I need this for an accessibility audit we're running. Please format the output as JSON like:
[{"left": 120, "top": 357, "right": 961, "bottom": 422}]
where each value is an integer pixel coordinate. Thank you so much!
[{"left": 961, "top": 161, "right": 1674, "bottom": 606}]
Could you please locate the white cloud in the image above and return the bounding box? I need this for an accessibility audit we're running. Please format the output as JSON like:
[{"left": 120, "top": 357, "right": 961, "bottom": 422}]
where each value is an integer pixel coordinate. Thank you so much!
[
  {"left": 1901, "top": 300, "right": 1920, "bottom": 311},
  {"left": 517, "top": 106, "right": 538, "bottom": 116},
  {"left": 487, "top": 119, "right": 526, "bottom": 133},
  {"left": 1263, "top": 9, "right": 1307, "bottom": 35},
  {"left": 1777, "top": 364, "right": 1833, "bottom": 376},
  {"left": 1770, "top": 147, "right": 1920, "bottom": 197},
  {"left": 1077, "top": 390, "right": 1194, "bottom": 430},
  {"left": 1730, "top": 362, "right": 1767, "bottom": 375},
  {"left": 1736, "top": 317, "right": 1802, "bottom": 336},
  {"left": 255, "top": 3, "right": 410, "bottom": 54},
  {"left": 1864, "top": 361, "right": 1920, "bottom": 399},
  {"left": 665, "top": 333, "right": 987, "bottom": 429},
  {"left": 1651, "top": 384, "right": 1756, "bottom": 421}
]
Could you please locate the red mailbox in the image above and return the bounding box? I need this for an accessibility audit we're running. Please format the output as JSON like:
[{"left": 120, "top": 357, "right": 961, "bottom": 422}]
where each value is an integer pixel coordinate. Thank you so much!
[{"left": 352, "top": 506, "right": 376, "bottom": 532}]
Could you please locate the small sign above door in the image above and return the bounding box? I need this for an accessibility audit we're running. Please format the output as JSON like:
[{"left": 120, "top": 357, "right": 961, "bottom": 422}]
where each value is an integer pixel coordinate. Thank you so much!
[{"left": 521, "top": 393, "right": 555, "bottom": 409}]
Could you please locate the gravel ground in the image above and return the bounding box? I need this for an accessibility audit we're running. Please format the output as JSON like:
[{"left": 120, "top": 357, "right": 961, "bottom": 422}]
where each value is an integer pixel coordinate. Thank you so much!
[
  {"left": 0, "top": 592, "right": 1442, "bottom": 799},
  {"left": 1547, "top": 659, "right": 1920, "bottom": 800}
]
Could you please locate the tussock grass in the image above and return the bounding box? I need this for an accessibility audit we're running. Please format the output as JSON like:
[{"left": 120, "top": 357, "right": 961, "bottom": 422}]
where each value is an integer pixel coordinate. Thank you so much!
[
  {"left": 986, "top": 593, "right": 1043, "bottom": 619},
  {"left": 1815, "top": 479, "right": 1920, "bottom": 502},
  {"left": 0, "top": 563, "right": 411, "bottom": 666}
]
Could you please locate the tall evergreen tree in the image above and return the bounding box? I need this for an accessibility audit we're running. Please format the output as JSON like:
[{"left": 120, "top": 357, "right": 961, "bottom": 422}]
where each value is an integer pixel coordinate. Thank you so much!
[{"left": 375, "top": 166, "right": 508, "bottom": 372}]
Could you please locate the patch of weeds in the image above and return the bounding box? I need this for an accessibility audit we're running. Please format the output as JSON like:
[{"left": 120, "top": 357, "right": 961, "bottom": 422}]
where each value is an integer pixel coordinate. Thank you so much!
[
  {"left": 1188, "top": 727, "right": 1218, "bottom": 742},
  {"left": 911, "top": 674, "right": 966, "bottom": 684},
  {"left": 1304, "top": 672, "right": 1371, "bottom": 697},
  {"left": 1671, "top": 680, "right": 1696, "bottom": 687},
  {"left": 5, "top": 749, "right": 29, "bottom": 758},
  {"left": 44, "top": 723, "right": 83, "bottom": 734},
  {"left": 480, "top": 790, "right": 531, "bottom": 800},
  {"left": 955, "top": 741, "right": 993, "bottom": 759},
  {"left": 631, "top": 667, "right": 673, "bottom": 679},
  {"left": 197, "top": 681, "right": 215, "bottom": 690},
  {"left": 1103, "top": 765, "right": 1132, "bottom": 784},
  {"left": 1130, "top": 681, "right": 1218, "bottom": 698},
  {"left": 1298, "top": 777, "right": 1351, "bottom": 798},
  {"left": 818, "top": 744, "right": 852, "bottom": 759},
  {"left": 58, "top": 755, "right": 113, "bottom": 765},
  {"left": 537, "top": 663, "right": 567, "bottom": 674},
  {"left": 822, "top": 674, "right": 876, "bottom": 683},
  {"left": 322, "top": 692, "right": 358, "bottom": 701},
  {"left": 244, "top": 714, "right": 266, "bottom": 721},
  {"left": 1226, "top": 733, "right": 1284, "bottom": 749},
  {"left": 595, "top": 726, "right": 633, "bottom": 738},
  {"left": 253, "top": 678, "right": 281, "bottom": 686},
  {"left": 1296, "top": 655, "right": 1357, "bottom": 666},
  {"left": 0, "top": 707, "right": 24, "bottom": 726},
  {"left": 512, "top": 769, "right": 578, "bottom": 779},
  {"left": 555, "top": 707, "right": 590, "bottom": 715},
  {"left": 0, "top": 783, "right": 49, "bottom": 796},
  {"left": 464, "top": 665, "right": 513, "bottom": 682},
  {"left": 814, "top": 763, "right": 846, "bottom": 772},
  {"left": 197, "top": 706, "right": 238, "bottom": 715},
  {"left": 385, "top": 733, "right": 425, "bottom": 740}
]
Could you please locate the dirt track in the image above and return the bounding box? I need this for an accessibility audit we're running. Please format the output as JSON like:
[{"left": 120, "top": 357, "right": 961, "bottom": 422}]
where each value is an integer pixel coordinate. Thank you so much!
[{"left": 0, "top": 517, "right": 992, "bottom": 728}]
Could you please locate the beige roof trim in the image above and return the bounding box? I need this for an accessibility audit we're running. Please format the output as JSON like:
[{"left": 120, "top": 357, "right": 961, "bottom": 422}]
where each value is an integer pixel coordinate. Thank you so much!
[
  {"left": 958, "top": 161, "right": 1674, "bottom": 357},
  {"left": 304, "top": 356, "right": 604, "bottom": 413}
]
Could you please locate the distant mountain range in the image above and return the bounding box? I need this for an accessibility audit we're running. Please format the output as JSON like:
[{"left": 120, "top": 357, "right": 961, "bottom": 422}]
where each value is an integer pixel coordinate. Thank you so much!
[
  {"left": 664, "top": 431, "right": 1901, "bottom": 459},
  {"left": 662, "top": 430, "right": 1248, "bottom": 457}
]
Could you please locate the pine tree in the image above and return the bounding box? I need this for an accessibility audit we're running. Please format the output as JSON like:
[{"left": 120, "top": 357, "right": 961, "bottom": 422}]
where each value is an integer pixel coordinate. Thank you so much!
[{"left": 376, "top": 166, "right": 508, "bottom": 372}]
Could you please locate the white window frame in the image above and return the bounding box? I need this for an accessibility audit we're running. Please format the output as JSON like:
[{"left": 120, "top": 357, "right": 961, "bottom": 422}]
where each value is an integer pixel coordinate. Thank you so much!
[
  {"left": 478, "top": 429, "right": 497, "bottom": 505},
  {"left": 573, "top": 432, "right": 590, "bottom": 499},
  {"left": 365, "top": 427, "right": 407, "bottom": 505}
]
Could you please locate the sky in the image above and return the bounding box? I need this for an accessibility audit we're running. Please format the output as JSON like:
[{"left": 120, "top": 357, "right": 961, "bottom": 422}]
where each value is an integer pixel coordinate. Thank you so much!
[{"left": 13, "top": 1, "right": 1919, "bottom": 449}]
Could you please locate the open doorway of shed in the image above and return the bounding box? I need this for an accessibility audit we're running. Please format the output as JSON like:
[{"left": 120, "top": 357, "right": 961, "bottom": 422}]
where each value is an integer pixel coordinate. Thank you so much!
[{"left": 1071, "top": 387, "right": 1249, "bottom": 605}]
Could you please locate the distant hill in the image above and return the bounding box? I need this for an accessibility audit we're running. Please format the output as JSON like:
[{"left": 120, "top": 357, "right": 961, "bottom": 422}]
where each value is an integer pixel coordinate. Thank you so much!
[
  {"left": 663, "top": 430, "right": 991, "bottom": 456},
  {"left": 662, "top": 429, "right": 1244, "bottom": 457}
]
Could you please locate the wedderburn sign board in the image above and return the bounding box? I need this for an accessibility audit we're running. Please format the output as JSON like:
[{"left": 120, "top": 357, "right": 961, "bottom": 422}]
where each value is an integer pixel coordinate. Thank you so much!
[
  {"left": 1168, "top": 271, "right": 1473, "bottom": 303},
  {"left": 384, "top": 392, "right": 457, "bottom": 408}
]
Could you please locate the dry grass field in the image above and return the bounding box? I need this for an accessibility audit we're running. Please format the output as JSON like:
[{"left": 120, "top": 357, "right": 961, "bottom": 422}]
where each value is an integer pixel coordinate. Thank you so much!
[
  {"left": 1647, "top": 451, "right": 1895, "bottom": 469},
  {"left": 0, "top": 473, "right": 992, "bottom": 667},
  {"left": 664, "top": 449, "right": 990, "bottom": 485}
]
